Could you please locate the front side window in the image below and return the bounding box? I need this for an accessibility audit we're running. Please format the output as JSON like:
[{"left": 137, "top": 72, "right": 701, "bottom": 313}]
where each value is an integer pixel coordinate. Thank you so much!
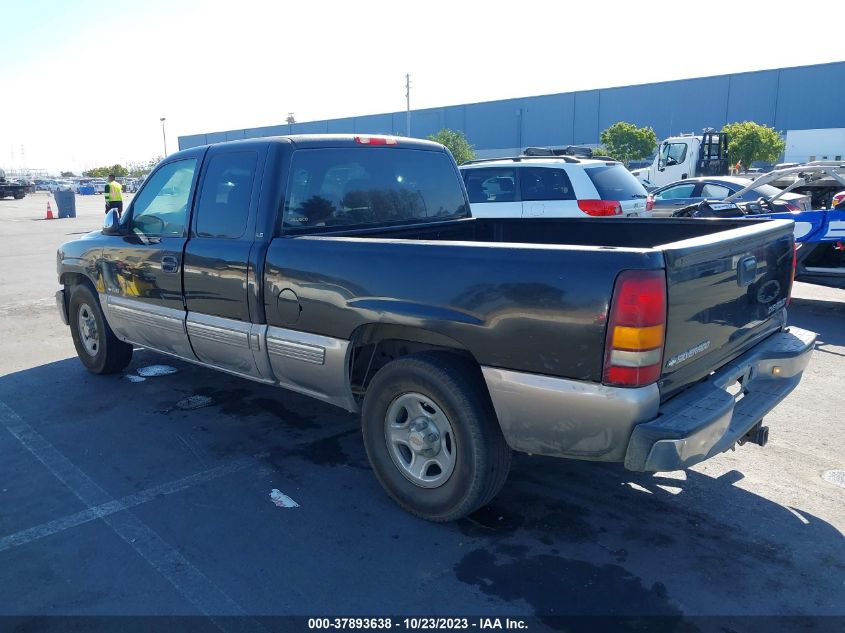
[
  {"left": 131, "top": 159, "right": 197, "bottom": 237},
  {"left": 282, "top": 148, "right": 468, "bottom": 230},
  {"left": 519, "top": 167, "right": 575, "bottom": 201},
  {"left": 655, "top": 183, "right": 696, "bottom": 200},
  {"left": 461, "top": 168, "right": 517, "bottom": 204},
  {"left": 195, "top": 151, "right": 258, "bottom": 239}
]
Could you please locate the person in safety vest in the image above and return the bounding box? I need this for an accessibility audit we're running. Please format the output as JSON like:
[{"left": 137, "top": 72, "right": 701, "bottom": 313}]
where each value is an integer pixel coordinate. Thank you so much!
[{"left": 104, "top": 174, "right": 123, "bottom": 216}]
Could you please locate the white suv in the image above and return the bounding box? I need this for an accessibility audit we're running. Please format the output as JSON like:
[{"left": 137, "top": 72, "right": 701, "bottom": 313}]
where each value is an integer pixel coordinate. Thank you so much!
[{"left": 459, "top": 150, "right": 650, "bottom": 218}]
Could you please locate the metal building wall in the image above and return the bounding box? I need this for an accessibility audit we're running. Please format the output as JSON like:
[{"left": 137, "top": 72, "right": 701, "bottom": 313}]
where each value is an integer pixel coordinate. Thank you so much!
[{"left": 179, "top": 61, "right": 845, "bottom": 152}]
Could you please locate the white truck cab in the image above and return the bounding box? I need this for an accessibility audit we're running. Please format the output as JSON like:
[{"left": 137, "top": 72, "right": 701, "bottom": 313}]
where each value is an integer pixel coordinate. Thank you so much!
[{"left": 632, "top": 130, "right": 729, "bottom": 191}]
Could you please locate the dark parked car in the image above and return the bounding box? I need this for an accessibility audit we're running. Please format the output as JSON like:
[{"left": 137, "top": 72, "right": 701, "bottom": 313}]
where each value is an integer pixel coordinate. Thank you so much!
[
  {"left": 648, "top": 176, "right": 812, "bottom": 217},
  {"left": 55, "top": 135, "right": 814, "bottom": 521}
]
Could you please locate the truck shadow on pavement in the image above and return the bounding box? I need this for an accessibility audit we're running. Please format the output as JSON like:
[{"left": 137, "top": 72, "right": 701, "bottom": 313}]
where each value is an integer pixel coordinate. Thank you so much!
[{"left": 0, "top": 351, "right": 842, "bottom": 626}]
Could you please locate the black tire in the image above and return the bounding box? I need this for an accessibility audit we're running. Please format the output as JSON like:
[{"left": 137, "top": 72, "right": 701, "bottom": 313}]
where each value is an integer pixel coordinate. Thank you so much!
[
  {"left": 68, "top": 284, "right": 133, "bottom": 374},
  {"left": 361, "top": 352, "right": 511, "bottom": 522}
]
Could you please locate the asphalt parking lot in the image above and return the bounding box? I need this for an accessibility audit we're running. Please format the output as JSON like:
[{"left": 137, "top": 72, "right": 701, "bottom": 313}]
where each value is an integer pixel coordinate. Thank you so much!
[{"left": 0, "top": 193, "right": 843, "bottom": 630}]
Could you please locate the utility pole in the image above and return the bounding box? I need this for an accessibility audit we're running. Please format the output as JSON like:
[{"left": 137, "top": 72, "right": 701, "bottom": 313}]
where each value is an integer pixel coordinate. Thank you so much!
[
  {"left": 405, "top": 73, "right": 411, "bottom": 137},
  {"left": 160, "top": 117, "right": 168, "bottom": 156}
]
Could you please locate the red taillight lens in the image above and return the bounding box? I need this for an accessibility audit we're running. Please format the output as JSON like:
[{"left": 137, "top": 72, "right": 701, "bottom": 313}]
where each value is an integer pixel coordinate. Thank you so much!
[
  {"left": 646, "top": 194, "right": 654, "bottom": 212},
  {"left": 603, "top": 270, "right": 667, "bottom": 388},
  {"left": 785, "top": 203, "right": 800, "bottom": 212},
  {"left": 354, "top": 136, "right": 397, "bottom": 145},
  {"left": 578, "top": 199, "right": 622, "bottom": 216}
]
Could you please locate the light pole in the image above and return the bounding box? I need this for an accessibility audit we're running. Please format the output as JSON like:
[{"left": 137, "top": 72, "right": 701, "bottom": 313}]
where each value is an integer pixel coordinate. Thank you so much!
[
  {"left": 405, "top": 74, "right": 411, "bottom": 137},
  {"left": 160, "top": 117, "right": 167, "bottom": 156}
]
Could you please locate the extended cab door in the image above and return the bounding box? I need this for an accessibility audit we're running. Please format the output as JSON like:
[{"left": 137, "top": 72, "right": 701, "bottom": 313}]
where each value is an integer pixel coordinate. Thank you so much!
[
  {"left": 99, "top": 158, "right": 199, "bottom": 358},
  {"left": 183, "top": 146, "right": 270, "bottom": 380}
]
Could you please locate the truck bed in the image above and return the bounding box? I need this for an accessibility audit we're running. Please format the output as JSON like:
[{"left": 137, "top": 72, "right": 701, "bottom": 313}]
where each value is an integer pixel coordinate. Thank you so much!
[{"left": 265, "top": 217, "right": 795, "bottom": 399}]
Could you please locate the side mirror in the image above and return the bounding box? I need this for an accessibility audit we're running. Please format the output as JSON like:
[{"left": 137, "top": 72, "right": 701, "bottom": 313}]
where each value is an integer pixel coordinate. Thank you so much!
[{"left": 102, "top": 209, "right": 121, "bottom": 235}]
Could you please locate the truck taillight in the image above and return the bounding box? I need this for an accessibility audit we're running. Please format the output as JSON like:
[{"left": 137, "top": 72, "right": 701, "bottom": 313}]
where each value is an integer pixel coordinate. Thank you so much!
[
  {"left": 354, "top": 136, "right": 397, "bottom": 145},
  {"left": 603, "top": 270, "right": 666, "bottom": 387},
  {"left": 578, "top": 200, "right": 622, "bottom": 216},
  {"left": 646, "top": 194, "right": 654, "bottom": 212}
]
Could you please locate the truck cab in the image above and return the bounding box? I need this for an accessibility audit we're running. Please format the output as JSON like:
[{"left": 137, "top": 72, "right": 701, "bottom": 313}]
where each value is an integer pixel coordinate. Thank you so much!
[{"left": 633, "top": 131, "right": 729, "bottom": 190}]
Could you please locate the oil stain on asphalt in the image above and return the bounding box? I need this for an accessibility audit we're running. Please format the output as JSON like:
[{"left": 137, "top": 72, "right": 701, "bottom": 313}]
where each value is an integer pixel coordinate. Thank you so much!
[{"left": 454, "top": 549, "right": 694, "bottom": 631}]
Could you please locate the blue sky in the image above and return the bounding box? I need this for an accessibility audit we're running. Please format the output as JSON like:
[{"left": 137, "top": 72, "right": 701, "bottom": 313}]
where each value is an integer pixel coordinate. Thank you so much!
[{"left": 2, "top": 0, "right": 843, "bottom": 173}]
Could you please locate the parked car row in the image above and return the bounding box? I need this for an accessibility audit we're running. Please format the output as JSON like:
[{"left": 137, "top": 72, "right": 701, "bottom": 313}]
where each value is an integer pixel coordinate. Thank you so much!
[{"left": 32, "top": 177, "right": 142, "bottom": 194}]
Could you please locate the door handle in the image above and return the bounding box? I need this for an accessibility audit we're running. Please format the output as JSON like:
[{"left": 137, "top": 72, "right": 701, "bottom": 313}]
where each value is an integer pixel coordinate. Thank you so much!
[{"left": 161, "top": 255, "right": 179, "bottom": 273}]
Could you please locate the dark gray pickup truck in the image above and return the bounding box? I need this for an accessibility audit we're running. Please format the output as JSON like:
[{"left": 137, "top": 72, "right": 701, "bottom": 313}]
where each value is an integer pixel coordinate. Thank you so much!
[{"left": 56, "top": 135, "right": 816, "bottom": 521}]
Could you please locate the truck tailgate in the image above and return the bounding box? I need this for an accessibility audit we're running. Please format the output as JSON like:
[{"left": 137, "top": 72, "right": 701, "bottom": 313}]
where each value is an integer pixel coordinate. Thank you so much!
[{"left": 658, "top": 219, "right": 795, "bottom": 398}]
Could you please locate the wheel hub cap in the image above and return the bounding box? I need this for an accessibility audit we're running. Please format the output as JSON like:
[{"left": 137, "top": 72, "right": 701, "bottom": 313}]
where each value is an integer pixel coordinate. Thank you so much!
[
  {"left": 408, "top": 419, "right": 441, "bottom": 457},
  {"left": 384, "top": 392, "right": 456, "bottom": 489},
  {"left": 77, "top": 303, "right": 99, "bottom": 356}
]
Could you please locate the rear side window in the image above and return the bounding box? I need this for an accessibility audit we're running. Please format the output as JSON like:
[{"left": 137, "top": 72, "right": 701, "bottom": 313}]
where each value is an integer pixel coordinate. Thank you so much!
[
  {"left": 282, "top": 148, "right": 468, "bottom": 230},
  {"left": 195, "top": 151, "right": 258, "bottom": 239},
  {"left": 461, "top": 167, "right": 517, "bottom": 203},
  {"left": 519, "top": 167, "right": 575, "bottom": 201},
  {"left": 585, "top": 165, "right": 647, "bottom": 200},
  {"left": 701, "top": 183, "right": 730, "bottom": 198}
]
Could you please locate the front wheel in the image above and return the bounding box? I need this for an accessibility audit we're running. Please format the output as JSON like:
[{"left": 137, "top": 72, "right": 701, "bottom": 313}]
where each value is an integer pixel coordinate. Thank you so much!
[
  {"left": 68, "top": 284, "right": 133, "bottom": 374},
  {"left": 361, "top": 352, "right": 511, "bottom": 522}
]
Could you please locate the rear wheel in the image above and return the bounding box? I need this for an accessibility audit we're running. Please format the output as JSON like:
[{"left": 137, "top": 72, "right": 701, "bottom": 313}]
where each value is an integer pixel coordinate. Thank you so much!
[
  {"left": 68, "top": 284, "right": 133, "bottom": 374},
  {"left": 362, "top": 352, "right": 511, "bottom": 522}
]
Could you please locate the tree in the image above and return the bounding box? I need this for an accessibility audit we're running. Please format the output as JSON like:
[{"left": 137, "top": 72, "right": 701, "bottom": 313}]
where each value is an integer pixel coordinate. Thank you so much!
[
  {"left": 60, "top": 171, "right": 77, "bottom": 177},
  {"left": 721, "top": 121, "right": 785, "bottom": 169},
  {"left": 126, "top": 156, "right": 163, "bottom": 177},
  {"left": 427, "top": 129, "right": 476, "bottom": 165},
  {"left": 83, "top": 164, "right": 128, "bottom": 178},
  {"left": 599, "top": 122, "right": 658, "bottom": 166}
]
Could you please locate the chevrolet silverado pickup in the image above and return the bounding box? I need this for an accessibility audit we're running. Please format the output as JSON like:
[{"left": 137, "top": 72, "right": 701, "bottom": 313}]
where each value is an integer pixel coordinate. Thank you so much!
[{"left": 56, "top": 135, "right": 816, "bottom": 521}]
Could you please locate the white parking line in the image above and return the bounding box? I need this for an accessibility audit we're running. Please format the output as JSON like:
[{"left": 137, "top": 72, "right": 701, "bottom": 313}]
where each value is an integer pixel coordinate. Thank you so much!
[
  {"left": 0, "top": 400, "right": 262, "bottom": 633},
  {"left": 0, "top": 456, "right": 255, "bottom": 553}
]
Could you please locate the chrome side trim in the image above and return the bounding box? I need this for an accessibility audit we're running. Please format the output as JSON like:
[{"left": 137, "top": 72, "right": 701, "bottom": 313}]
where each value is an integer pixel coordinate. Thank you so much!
[
  {"left": 481, "top": 366, "right": 660, "bottom": 461},
  {"left": 109, "top": 302, "right": 184, "bottom": 334},
  {"left": 187, "top": 319, "right": 249, "bottom": 348},
  {"left": 266, "top": 326, "right": 356, "bottom": 412},
  {"left": 266, "top": 338, "right": 326, "bottom": 365},
  {"left": 101, "top": 294, "right": 196, "bottom": 360},
  {"left": 186, "top": 313, "right": 262, "bottom": 379}
]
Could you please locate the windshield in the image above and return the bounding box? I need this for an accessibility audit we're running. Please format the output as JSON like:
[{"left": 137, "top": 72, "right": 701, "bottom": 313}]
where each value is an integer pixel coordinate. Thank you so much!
[{"left": 585, "top": 164, "right": 648, "bottom": 200}]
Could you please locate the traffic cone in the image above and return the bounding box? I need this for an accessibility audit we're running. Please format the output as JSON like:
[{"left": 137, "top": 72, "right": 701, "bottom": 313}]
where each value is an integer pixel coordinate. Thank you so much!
[{"left": 46, "top": 201, "right": 55, "bottom": 220}]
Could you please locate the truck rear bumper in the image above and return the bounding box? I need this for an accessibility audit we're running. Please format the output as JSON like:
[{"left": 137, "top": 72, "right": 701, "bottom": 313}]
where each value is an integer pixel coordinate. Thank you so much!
[
  {"left": 481, "top": 326, "right": 815, "bottom": 468},
  {"left": 624, "top": 326, "right": 816, "bottom": 471}
]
